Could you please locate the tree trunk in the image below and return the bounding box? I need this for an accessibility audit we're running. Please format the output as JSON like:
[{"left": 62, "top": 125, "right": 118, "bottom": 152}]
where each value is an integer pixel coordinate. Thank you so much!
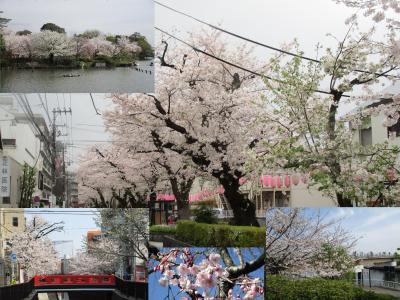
[
  {"left": 170, "top": 178, "right": 193, "bottom": 221},
  {"left": 176, "top": 198, "right": 190, "bottom": 220},
  {"left": 220, "top": 177, "right": 259, "bottom": 227},
  {"left": 336, "top": 192, "right": 352, "bottom": 207}
]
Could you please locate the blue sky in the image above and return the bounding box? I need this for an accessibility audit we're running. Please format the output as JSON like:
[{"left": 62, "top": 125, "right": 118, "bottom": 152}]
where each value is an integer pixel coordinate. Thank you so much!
[
  {"left": 25, "top": 208, "right": 99, "bottom": 256},
  {"left": 149, "top": 247, "right": 264, "bottom": 300},
  {"left": 308, "top": 208, "right": 400, "bottom": 253}
]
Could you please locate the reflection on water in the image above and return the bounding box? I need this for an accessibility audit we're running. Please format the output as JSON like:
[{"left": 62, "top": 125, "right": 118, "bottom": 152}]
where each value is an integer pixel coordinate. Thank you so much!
[{"left": 0, "top": 62, "right": 154, "bottom": 93}]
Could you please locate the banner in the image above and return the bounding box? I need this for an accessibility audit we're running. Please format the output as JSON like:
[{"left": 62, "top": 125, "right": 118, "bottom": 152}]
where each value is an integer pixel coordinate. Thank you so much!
[{"left": 0, "top": 156, "right": 10, "bottom": 198}]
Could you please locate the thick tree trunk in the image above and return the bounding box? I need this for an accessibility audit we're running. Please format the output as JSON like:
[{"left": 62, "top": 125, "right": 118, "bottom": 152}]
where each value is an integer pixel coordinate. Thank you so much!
[
  {"left": 176, "top": 199, "right": 191, "bottom": 220},
  {"left": 336, "top": 192, "right": 352, "bottom": 207},
  {"left": 220, "top": 177, "right": 259, "bottom": 227},
  {"left": 170, "top": 178, "right": 193, "bottom": 221}
]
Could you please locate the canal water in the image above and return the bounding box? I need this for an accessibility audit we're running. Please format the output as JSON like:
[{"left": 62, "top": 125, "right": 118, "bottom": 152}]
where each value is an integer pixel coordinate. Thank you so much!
[{"left": 0, "top": 62, "right": 154, "bottom": 93}]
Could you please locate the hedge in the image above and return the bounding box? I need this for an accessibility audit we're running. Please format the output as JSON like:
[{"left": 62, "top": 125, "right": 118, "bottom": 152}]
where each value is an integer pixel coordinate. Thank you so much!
[
  {"left": 150, "top": 225, "right": 177, "bottom": 234},
  {"left": 266, "top": 276, "right": 400, "bottom": 300},
  {"left": 175, "top": 220, "right": 265, "bottom": 247}
]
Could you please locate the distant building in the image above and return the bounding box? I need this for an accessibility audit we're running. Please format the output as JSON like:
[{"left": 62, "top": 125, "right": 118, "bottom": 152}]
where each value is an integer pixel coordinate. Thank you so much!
[
  {"left": 150, "top": 174, "right": 334, "bottom": 225},
  {"left": 0, "top": 208, "right": 25, "bottom": 286},
  {"left": 348, "top": 82, "right": 400, "bottom": 147},
  {"left": 86, "top": 229, "right": 103, "bottom": 251},
  {"left": 0, "top": 95, "right": 56, "bottom": 207},
  {"left": 66, "top": 172, "right": 79, "bottom": 208}
]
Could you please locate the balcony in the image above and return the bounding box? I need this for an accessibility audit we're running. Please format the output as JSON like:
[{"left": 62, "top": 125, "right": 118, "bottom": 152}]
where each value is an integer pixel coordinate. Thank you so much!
[{"left": 256, "top": 210, "right": 266, "bottom": 218}]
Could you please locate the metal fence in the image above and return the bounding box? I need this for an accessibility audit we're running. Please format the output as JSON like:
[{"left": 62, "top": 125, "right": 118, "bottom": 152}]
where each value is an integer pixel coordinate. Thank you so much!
[
  {"left": 115, "top": 277, "right": 147, "bottom": 299},
  {"left": 356, "top": 279, "right": 400, "bottom": 291},
  {"left": 0, "top": 278, "right": 34, "bottom": 300}
]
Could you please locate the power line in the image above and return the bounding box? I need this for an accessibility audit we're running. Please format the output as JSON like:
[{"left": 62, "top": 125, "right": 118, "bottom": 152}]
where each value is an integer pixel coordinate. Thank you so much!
[
  {"left": 155, "top": 1, "right": 400, "bottom": 80},
  {"left": 155, "top": 27, "right": 346, "bottom": 97}
]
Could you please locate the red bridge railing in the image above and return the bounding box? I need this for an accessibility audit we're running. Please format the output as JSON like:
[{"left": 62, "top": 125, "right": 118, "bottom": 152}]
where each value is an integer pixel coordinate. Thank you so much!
[{"left": 33, "top": 274, "right": 116, "bottom": 287}]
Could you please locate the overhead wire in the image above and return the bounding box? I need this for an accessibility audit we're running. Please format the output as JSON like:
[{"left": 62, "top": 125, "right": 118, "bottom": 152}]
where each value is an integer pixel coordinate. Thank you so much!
[
  {"left": 155, "top": 0, "right": 400, "bottom": 80},
  {"left": 155, "top": 27, "right": 348, "bottom": 97}
]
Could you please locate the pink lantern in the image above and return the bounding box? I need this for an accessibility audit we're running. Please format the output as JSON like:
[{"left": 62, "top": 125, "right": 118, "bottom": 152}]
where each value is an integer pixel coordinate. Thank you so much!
[
  {"left": 292, "top": 174, "right": 300, "bottom": 186},
  {"left": 276, "top": 176, "right": 282, "bottom": 188},
  {"left": 262, "top": 175, "right": 268, "bottom": 187},
  {"left": 270, "top": 176, "right": 276, "bottom": 188},
  {"left": 302, "top": 175, "right": 309, "bottom": 184},
  {"left": 284, "top": 175, "right": 291, "bottom": 188},
  {"left": 266, "top": 175, "right": 272, "bottom": 188}
]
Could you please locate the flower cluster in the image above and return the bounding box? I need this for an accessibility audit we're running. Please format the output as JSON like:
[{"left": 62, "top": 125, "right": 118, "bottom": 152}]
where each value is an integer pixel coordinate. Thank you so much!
[{"left": 152, "top": 249, "right": 263, "bottom": 299}]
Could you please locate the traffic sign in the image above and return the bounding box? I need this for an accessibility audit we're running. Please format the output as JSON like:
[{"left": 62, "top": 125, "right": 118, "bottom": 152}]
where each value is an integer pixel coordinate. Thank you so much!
[{"left": 10, "top": 253, "right": 17, "bottom": 262}]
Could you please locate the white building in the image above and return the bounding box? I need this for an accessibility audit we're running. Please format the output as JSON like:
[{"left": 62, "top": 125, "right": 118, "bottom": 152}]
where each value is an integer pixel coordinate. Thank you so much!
[{"left": 0, "top": 96, "right": 56, "bottom": 207}]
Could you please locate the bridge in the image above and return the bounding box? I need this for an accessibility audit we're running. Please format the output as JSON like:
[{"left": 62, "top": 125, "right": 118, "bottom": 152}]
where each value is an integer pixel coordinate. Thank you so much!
[
  {"left": 355, "top": 256, "right": 397, "bottom": 267},
  {"left": 0, "top": 275, "right": 147, "bottom": 300}
]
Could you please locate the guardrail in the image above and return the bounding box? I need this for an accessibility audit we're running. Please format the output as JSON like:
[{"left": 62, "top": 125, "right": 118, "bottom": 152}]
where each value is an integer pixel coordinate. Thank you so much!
[
  {"left": 0, "top": 279, "right": 34, "bottom": 300},
  {"left": 115, "top": 277, "right": 147, "bottom": 299}
]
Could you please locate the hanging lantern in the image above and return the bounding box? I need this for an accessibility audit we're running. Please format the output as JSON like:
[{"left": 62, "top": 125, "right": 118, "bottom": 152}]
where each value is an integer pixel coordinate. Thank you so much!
[
  {"left": 302, "top": 174, "right": 309, "bottom": 184},
  {"left": 266, "top": 175, "right": 272, "bottom": 188},
  {"left": 276, "top": 176, "right": 282, "bottom": 188},
  {"left": 284, "top": 175, "right": 291, "bottom": 188},
  {"left": 292, "top": 174, "right": 300, "bottom": 185},
  {"left": 270, "top": 176, "right": 276, "bottom": 188}
]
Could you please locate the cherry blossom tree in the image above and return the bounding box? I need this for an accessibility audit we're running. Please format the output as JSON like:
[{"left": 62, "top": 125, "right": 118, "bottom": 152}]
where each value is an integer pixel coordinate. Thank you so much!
[
  {"left": 31, "top": 30, "right": 74, "bottom": 61},
  {"left": 77, "top": 138, "right": 198, "bottom": 219},
  {"left": 266, "top": 208, "right": 356, "bottom": 277},
  {"left": 117, "top": 36, "right": 141, "bottom": 56},
  {"left": 69, "top": 240, "right": 120, "bottom": 275},
  {"left": 102, "top": 30, "right": 271, "bottom": 226},
  {"left": 7, "top": 216, "right": 63, "bottom": 279},
  {"left": 149, "top": 248, "right": 264, "bottom": 300},
  {"left": 95, "top": 209, "right": 149, "bottom": 263},
  {"left": 69, "top": 209, "right": 148, "bottom": 276},
  {"left": 252, "top": 0, "right": 400, "bottom": 206},
  {"left": 3, "top": 31, "right": 32, "bottom": 58}
]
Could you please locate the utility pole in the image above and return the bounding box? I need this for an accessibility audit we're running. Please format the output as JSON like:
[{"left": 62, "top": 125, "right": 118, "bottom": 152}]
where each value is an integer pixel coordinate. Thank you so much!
[{"left": 52, "top": 107, "right": 72, "bottom": 208}]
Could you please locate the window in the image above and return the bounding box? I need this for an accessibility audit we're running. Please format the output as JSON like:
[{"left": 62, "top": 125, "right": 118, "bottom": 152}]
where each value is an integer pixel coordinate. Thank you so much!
[
  {"left": 360, "top": 127, "right": 372, "bottom": 146},
  {"left": 2, "top": 197, "right": 10, "bottom": 204},
  {"left": 12, "top": 217, "right": 18, "bottom": 227},
  {"left": 1, "top": 139, "right": 16, "bottom": 147},
  {"left": 388, "top": 119, "right": 400, "bottom": 138},
  {"left": 275, "top": 192, "right": 290, "bottom": 207}
]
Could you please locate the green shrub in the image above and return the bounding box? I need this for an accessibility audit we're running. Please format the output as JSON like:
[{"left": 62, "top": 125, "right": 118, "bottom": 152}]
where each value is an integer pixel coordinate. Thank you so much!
[
  {"left": 149, "top": 225, "right": 176, "bottom": 234},
  {"left": 266, "top": 276, "right": 400, "bottom": 300},
  {"left": 176, "top": 220, "right": 265, "bottom": 247},
  {"left": 193, "top": 204, "right": 218, "bottom": 224}
]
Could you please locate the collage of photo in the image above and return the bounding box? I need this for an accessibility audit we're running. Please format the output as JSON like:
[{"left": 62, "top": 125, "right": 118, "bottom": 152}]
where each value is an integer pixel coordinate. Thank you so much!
[{"left": 0, "top": 0, "right": 399, "bottom": 299}]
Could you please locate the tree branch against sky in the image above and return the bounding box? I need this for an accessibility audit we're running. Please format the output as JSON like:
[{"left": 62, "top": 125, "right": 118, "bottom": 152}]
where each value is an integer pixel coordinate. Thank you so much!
[{"left": 266, "top": 208, "right": 356, "bottom": 277}]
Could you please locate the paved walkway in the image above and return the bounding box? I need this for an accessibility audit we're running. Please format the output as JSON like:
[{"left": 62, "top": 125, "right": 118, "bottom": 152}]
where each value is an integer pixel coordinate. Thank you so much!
[{"left": 362, "top": 286, "right": 400, "bottom": 298}]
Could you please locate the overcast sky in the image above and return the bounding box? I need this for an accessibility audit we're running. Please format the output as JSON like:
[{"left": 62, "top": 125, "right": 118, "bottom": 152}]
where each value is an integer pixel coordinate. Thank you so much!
[
  {"left": 155, "top": 0, "right": 386, "bottom": 60},
  {"left": 1, "top": 0, "right": 154, "bottom": 44},
  {"left": 323, "top": 208, "right": 400, "bottom": 253}
]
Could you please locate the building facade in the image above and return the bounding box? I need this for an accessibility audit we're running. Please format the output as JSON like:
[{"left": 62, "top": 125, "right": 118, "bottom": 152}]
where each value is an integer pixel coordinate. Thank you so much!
[
  {"left": 0, "top": 208, "right": 25, "bottom": 286},
  {"left": 0, "top": 96, "right": 56, "bottom": 208}
]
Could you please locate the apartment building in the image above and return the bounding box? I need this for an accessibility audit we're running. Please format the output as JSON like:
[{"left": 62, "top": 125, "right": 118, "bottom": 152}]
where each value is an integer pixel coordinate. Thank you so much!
[
  {"left": 0, "top": 208, "right": 25, "bottom": 286},
  {"left": 0, "top": 96, "right": 56, "bottom": 207}
]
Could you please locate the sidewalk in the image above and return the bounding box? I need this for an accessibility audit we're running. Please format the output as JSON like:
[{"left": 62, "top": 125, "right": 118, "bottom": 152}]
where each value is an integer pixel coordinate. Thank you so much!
[{"left": 362, "top": 286, "right": 400, "bottom": 298}]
